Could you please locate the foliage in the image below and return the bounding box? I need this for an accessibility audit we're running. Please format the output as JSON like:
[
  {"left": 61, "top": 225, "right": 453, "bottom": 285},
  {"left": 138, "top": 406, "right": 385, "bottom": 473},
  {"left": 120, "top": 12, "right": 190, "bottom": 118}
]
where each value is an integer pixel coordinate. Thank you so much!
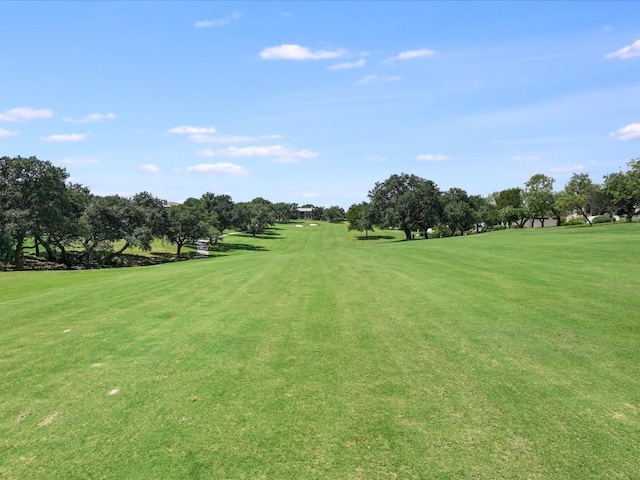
[
  {"left": 603, "top": 158, "right": 640, "bottom": 222},
  {"left": 346, "top": 202, "right": 375, "bottom": 238},
  {"left": 0, "top": 156, "right": 70, "bottom": 269},
  {"left": 565, "top": 217, "right": 587, "bottom": 226},
  {"left": 166, "top": 200, "right": 212, "bottom": 257},
  {"left": 592, "top": 215, "right": 614, "bottom": 224},
  {"left": 233, "top": 201, "right": 275, "bottom": 236},
  {"left": 368, "top": 173, "right": 442, "bottom": 240},
  {"left": 523, "top": 173, "right": 555, "bottom": 227},
  {"left": 555, "top": 173, "right": 598, "bottom": 226}
]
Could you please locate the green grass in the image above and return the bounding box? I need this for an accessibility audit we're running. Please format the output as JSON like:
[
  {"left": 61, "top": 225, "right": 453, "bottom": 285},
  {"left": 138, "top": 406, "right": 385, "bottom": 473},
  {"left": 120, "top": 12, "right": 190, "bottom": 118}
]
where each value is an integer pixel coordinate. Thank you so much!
[{"left": 1, "top": 222, "right": 639, "bottom": 479}]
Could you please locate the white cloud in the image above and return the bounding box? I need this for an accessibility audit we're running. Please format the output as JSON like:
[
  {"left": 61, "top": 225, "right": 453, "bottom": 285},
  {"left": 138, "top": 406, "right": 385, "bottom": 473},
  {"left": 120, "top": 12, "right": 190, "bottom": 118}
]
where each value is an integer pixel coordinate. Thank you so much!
[
  {"left": 194, "top": 12, "right": 241, "bottom": 28},
  {"left": 416, "top": 154, "right": 449, "bottom": 162},
  {"left": 512, "top": 155, "right": 541, "bottom": 161},
  {"left": 62, "top": 113, "right": 116, "bottom": 123},
  {"left": 0, "top": 128, "right": 18, "bottom": 138},
  {"left": 328, "top": 58, "right": 366, "bottom": 70},
  {"left": 610, "top": 123, "right": 640, "bottom": 140},
  {"left": 168, "top": 125, "right": 217, "bottom": 135},
  {"left": 391, "top": 48, "right": 437, "bottom": 61},
  {"left": 61, "top": 157, "right": 98, "bottom": 165},
  {"left": 189, "top": 133, "right": 282, "bottom": 144},
  {"left": 260, "top": 44, "right": 347, "bottom": 60},
  {"left": 186, "top": 163, "right": 249, "bottom": 175},
  {"left": 41, "top": 133, "right": 87, "bottom": 142},
  {"left": 550, "top": 165, "right": 584, "bottom": 173},
  {"left": 358, "top": 74, "right": 402, "bottom": 85},
  {"left": 139, "top": 164, "right": 159, "bottom": 173},
  {"left": 197, "top": 145, "right": 318, "bottom": 163},
  {"left": 0, "top": 107, "right": 54, "bottom": 122},
  {"left": 605, "top": 39, "right": 640, "bottom": 59}
]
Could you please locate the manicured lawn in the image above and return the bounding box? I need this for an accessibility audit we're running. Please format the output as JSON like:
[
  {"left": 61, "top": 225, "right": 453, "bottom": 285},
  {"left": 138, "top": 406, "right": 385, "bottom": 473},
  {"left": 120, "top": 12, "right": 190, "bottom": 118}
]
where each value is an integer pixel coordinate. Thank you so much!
[{"left": 1, "top": 222, "right": 639, "bottom": 478}]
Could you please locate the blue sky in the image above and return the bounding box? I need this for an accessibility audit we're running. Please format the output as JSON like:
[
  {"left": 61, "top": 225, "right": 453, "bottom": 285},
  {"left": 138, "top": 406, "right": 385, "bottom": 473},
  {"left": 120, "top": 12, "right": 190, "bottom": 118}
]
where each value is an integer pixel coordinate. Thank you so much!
[{"left": 1, "top": 1, "right": 639, "bottom": 207}]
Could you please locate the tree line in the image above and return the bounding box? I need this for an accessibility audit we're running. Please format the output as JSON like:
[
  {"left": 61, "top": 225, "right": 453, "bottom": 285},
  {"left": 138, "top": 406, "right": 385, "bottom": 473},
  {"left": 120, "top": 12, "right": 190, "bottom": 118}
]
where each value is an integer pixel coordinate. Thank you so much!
[
  {"left": 0, "top": 156, "right": 346, "bottom": 270},
  {"left": 346, "top": 160, "right": 640, "bottom": 241}
]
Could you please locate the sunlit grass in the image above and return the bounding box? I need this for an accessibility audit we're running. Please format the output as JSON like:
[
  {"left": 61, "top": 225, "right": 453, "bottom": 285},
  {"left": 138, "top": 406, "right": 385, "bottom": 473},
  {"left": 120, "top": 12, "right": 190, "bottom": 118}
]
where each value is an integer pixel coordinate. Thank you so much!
[{"left": 1, "top": 222, "right": 639, "bottom": 478}]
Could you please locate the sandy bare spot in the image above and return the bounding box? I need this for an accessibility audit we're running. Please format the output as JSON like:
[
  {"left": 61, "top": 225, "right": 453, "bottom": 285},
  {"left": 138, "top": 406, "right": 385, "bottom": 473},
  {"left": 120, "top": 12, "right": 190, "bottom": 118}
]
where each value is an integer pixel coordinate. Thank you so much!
[
  {"left": 63, "top": 329, "right": 71, "bottom": 333},
  {"left": 189, "top": 395, "right": 199, "bottom": 402},
  {"left": 295, "top": 224, "right": 304, "bottom": 228},
  {"left": 91, "top": 363, "right": 104, "bottom": 368},
  {"left": 39, "top": 412, "right": 58, "bottom": 427},
  {"left": 16, "top": 411, "right": 29, "bottom": 422},
  {"left": 309, "top": 223, "right": 318, "bottom": 226},
  {"left": 612, "top": 412, "right": 625, "bottom": 420},
  {"left": 108, "top": 387, "right": 119, "bottom": 396}
]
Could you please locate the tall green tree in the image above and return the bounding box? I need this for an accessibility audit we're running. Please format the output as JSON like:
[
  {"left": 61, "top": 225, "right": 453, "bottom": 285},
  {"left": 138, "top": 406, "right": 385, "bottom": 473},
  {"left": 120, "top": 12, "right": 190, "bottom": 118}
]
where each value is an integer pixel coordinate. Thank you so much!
[
  {"left": 166, "top": 200, "right": 212, "bottom": 257},
  {"left": 524, "top": 174, "right": 556, "bottom": 227},
  {"left": 604, "top": 159, "right": 640, "bottom": 222},
  {"left": 346, "top": 202, "right": 375, "bottom": 238},
  {"left": 555, "top": 173, "right": 599, "bottom": 226},
  {"left": 233, "top": 202, "right": 275, "bottom": 237},
  {"left": 0, "top": 156, "right": 69, "bottom": 270},
  {"left": 368, "top": 173, "right": 442, "bottom": 240}
]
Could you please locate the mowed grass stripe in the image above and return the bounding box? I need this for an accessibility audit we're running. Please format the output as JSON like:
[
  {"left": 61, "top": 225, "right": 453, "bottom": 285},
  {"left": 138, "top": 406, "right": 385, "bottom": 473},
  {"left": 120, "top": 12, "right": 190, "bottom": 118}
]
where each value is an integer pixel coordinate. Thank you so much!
[{"left": 1, "top": 222, "right": 639, "bottom": 478}]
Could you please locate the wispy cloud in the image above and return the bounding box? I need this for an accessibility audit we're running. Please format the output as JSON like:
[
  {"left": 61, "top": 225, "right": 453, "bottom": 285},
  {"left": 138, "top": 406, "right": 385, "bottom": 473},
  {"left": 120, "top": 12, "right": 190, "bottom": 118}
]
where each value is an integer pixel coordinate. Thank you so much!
[
  {"left": 189, "top": 133, "right": 282, "bottom": 144},
  {"left": 328, "top": 58, "right": 365, "bottom": 70},
  {"left": 194, "top": 12, "right": 241, "bottom": 28},
  {"left": 260, "top": 44, "right": 347, "bottom": 60},
  {"left": 139, "top": 164, "right": 159, "bottom": 173},
  {"left": 61, "top": 157, "right": 98, "bottom": 165},
  {"left": 63, "top": 113, "right": 116, "bottom": 123},
  {"left": 549, "top": 165, "right": 584, "bottom": 173},
  {"left": 41, "top": 133, "right": 87, "bottom": 142},
  {"left": 390, "top": 48, "right": 437, "bottom": 61},
  {"left": 197, "top": 145, "right": 318, "bottom": 163},
  {"left": 610, "top": 123, "right": 640, "bottom": 140},
  {"left": 0, "top": 107, "right": 54, "bottom": 122},
  {"left": 168, "top": 125, "right": 217, "bottom": 135},
  {"left": 358, "top": 74, "right": 402, "bottom": 85},
  {"left": 605, "top": 39, "right": 640, "bottom": 59},
  {"left": 186, "top": 163, "right": 249, "bottom": 175},
  {"left": 512, "top": 155, "right": 541, "bottom": 161},
  {"left": 416, "top": 154, "right": 449, "bottom": 162},
  {"left": 0, "top": 128, "right": 18, "bottom": 138}
]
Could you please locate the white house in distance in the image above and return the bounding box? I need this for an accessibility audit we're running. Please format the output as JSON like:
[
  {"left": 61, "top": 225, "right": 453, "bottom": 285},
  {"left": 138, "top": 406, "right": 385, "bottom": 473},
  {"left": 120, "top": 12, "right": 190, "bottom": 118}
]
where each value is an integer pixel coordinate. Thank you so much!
[{"left": 297, "top": 207, "right": 314, "bottom": 220}]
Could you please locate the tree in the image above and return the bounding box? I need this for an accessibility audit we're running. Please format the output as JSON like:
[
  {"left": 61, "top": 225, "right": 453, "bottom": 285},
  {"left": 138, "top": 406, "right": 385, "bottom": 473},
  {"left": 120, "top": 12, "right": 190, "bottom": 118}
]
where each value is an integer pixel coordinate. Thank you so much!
[
  {"left": 442, "top": 188, "right": 477, "bottom": 235},
  {"left": 166, "top": 200, "right": 211, "bottom": 257},
  {"left": 368, "top": 173, "right": 442, "bottom": 240},
  {"left": 233, "top": 202, "right": 275, "bottom": 236},
  {"left": 0, "top": 156, "right": 69, "bottom": 270},
  {"left": 40, "top": 183, "right": 91, "bottom": 265},
  {"left": 346, "top": 202, "right": 375, "bottom": 238},
  {"left": 555, "top": 173, "right": 598, "bottom": 226},
  {"left": 604, "top": 159, "right": 640, "bottom": 222},
  {"left": 324, "top": 205, "right": 346, "bottom": 222},
  {"left": 523, "top": 174, "right": 556, "bottom": 227}
]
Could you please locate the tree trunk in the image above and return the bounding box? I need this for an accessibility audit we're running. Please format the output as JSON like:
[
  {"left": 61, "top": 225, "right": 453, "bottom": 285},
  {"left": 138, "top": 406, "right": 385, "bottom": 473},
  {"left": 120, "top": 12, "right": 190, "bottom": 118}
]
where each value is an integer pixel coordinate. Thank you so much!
[
  {"left": 39, "top": 236, "right": 57, "bottom": 262},
  {"left": 176, "top": 241, "right": 183, "bottom": 258},
  {"left": 14, "top": 241, "right": 24, "bottom": 271},
  {"left": 403, "top": 228, "right": 412, "bottom": 240}
]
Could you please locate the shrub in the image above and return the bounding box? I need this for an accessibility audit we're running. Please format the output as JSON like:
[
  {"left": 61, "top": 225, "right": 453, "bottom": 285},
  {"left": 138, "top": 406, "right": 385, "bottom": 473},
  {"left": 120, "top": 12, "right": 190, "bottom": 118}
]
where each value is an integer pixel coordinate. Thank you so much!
[
  {"left": 593, "top": 215, "right": 614, "bottom": 224},
  {"left": 565, "top": 217, "right": 586, "bottom": 226}
]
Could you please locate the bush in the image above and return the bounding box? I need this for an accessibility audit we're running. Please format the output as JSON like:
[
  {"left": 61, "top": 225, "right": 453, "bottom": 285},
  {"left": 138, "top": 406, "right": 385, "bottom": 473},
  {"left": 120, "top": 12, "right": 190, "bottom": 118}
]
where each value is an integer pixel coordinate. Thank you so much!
[
  {"left": 592, "top": 215, "right": 614, "bottom": 224},
  {"left": 431, "top": 224, "right": 450, "bottom": 238},
  {"left": 565, "top": 217, "right": 586, "bottom": 226}
]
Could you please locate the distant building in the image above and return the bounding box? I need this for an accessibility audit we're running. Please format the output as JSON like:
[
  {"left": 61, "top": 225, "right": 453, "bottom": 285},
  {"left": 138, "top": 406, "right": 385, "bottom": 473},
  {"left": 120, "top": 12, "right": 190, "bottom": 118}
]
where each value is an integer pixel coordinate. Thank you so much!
[
  {"left": 162, "top": 200, "right": 181, "bottom": 208},
  {"left": 297, "top": 207, "right": 314, "bottom": 220}
]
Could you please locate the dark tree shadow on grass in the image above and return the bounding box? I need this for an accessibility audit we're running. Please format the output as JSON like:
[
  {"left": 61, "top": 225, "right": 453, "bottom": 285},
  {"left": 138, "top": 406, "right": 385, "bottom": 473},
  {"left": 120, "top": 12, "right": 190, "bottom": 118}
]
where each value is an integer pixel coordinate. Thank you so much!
[
  {"left": 211, "top": 243, "right": 269, "bottom": 253},
  {"left": 355, "top": 235, "right": 396, "bottom": 241}
]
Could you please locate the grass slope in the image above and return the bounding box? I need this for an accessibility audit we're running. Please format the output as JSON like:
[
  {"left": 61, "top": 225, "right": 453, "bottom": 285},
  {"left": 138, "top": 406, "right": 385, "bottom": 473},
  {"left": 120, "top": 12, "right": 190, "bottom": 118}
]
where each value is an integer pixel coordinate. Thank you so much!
[{"left": 1, "top": 222, "right": 639, "bottom": 479}]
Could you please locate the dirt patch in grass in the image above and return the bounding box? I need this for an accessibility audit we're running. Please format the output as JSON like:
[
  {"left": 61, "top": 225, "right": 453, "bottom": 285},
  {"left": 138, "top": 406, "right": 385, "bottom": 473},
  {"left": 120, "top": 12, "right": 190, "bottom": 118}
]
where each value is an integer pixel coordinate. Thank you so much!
[
  {"left": 108, "top": 387, "right": 119, "bottom": 396},
  {"left": 39, "top": 412, "right": 58, "bottom": 427},
  {"left": 16, "top": 411, "right": 29, "bottom": 422}
]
